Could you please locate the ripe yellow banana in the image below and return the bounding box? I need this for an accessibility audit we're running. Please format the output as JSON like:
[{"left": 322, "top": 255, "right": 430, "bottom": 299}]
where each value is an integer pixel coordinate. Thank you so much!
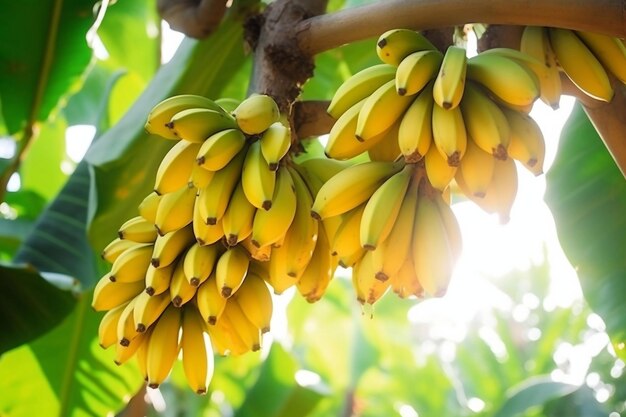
[
  {"left": 296, "top": 224, "right": 336, "bottom": 303},
  {"left": 376, "top": 29, "right": 437, "bottom": 66},
  {"left": 311, "top": 160, "right": 404, "bottom": 220},
  {"left": 207, "top": 311, "right": 248, "bottom": 356},
  {"left": 170, "top": 255, "right": 198, "bottom": 307},
  {"left": 234, "top": 94, "right": 280, "bottom": 135},
  {"left": 424, "top": 144, "right": 457, "bottom": 191},
  {"left": 484, "top": 157, "right": 518, "bottom": 224},
  {"left": 431, "top": 103, "right": 467, "bottom": 167},
  {"left": 145, "top": 94, "right": 223, "bottom": 140},
  {"left": 502, "top": 107, "right": 545, "bottom": 175},
  {"left": 189, "top": 163, "right": 215, "bottom": 189},
  {"left": 222, "top": 299, "right": 262, "bottom": 352},
  {"left": 241, "top": 140, "right": 276, "bottom": 210},
  {"left": 221, "top": 181, "right": 257, "bottom": 246},
  {"left": 116, "top": 298, "right": 139, "bottom": 347},
  {"left": 118, "top": 216, "right": 158, "bottom": 243},
  {"left": 240, "top": 235, "right": 272, "bottom": 262},
  {"left": 576, "top": 30, "right": 626, "bottom": 84},
  {"left": 328, "top": 64, "right": 396, "bottom": 118},
  {"left": 326, "top": 99, "right": 376, "bottom": 160},
  {"left": 151, "top": 224, "right": 195, "bottom": 269},
  {"left": 520, "top": 26, "right": 562, "bottom": 109},
  {"left": 145, "top": 262, "right": 175, "bottom": 296},
  {"left": 167, "top": 108, "right": 237, "bottom": 143},
  {"left": 98, "top": 302, "right": 128, "bottom": 348},
  {"left": 193, "top": 197, "right": 225, "bottom": 246},
  {"left": 389, "top": 256, "right": 423, "bottom": 299},
  {"left": 433, "top": 193, "right": 462, "bottom": 263},
  {"left": 367, "top": 121, "right": 402, "bottom": 162},
  {"left": 298, "top": 157, "right": 355, "bottom": 186},
  {"left": 154, "top": 140, "right": 201, "bottom": 195},
  {"left": 146, "top": 305, "right": 181, "bottom": 388},
  {"left": 181, "top": 305, "right": 214, "bottom": 394},
  {"left": 196, "top": 273, "right": 226, "bottom": 324},
  {"left": 260, "top": 122, "right": 291, "bottom": 170},
  {"left": 457, "top": 135, "right": 496, "bottom": 198},
  {"left": 233, "top": 271, "right": 273, "bottom": 333},
  {"left": 135, "top": 326, "right": 151, "bottom": 379},
  {"left": 331, "top": 204, "right": 367, "bottom": 268},
  {"left": 398, "top": 80, "right": 434, "bottom": 162},
  {"left": 114, "top": 330, "right": 147, "bottom": 366},
  {"left": 138, "top": 192, "right": 162, "bottom": 224},
  {"left": 215, "top": 246, "right": 250, "bottom": 297},
  {"left": 109, "top": 243, "right": 153, "bottom": 283},
  {"left": 433, "top": 45, "right": 467, "bottom": 109},
  {"left": 134, "top": 290, "right": 171, "bottom": 333},
  {"left": 354, "top": 249, "right": 390, "bottom": 305},
  {"left": 396, "top": 49, "right": 443, "bottom": 96},
  {"left": 355, "top": 79, "right": 414, "bottom": 141},
  {"left": 183, "top": 242, "right": 219, "bottom": 287},
  {"left": 154, "top": 185, "right": 196, "bottom": 235},
  {"left": 460, "top": 82, "right": 510, "bottom": 160},
  {"left": 360, "top": 164, "right": 414, "bottom": 250},
  {"left": 196, "top": 128, "right": 246, "bottom": 171},
  {"left": 102, "top": 238, "right": 143, "bottom": 264}
]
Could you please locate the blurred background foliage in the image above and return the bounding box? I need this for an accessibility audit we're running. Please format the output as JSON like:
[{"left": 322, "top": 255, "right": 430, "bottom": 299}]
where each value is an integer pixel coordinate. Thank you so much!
[{"left": 0, "top": 0, "right": 624, "bottom": 416}]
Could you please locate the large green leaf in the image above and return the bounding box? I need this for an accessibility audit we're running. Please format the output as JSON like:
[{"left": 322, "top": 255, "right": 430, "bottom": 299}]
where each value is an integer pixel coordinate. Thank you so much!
[
  {"left": 0, "top": 0, "right": 95, "bottom": 134},
  {"left": 0, "top": 264, "right": 76, "bottom": 354},
  {"left": 0, "top": 293, "right": 143, "bottom": 417},
  {"left": 545, "top": 103, "right": 626, "bottom": 359},
  {"left": 492, "top": 376, "right": 579, "bottom": 417}
]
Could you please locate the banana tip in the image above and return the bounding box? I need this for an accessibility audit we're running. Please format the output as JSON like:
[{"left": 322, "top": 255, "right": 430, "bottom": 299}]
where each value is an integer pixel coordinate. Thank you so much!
[{"left": 310, "top": 210, "right": 322, "bottom": 221}]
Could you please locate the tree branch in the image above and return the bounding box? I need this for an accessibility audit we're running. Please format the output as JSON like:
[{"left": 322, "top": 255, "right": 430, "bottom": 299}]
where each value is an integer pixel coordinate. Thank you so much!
[
  {"left": 293, "top": 100, "right": 334, "bottom": 139},
  {"left": 297, "top": 0, "right": 626, "bottom": 56},
  {"left": 157, "top": 0, "right": 228, "bottom": 39}
]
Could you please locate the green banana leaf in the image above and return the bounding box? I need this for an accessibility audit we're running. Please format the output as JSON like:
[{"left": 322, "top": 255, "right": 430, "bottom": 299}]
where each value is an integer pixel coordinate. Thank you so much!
[
  {"left": 0, "top": 264, "right": 76, "bottom": 354},
  {"left": 545, "top": 103, "right": 626, "bottom": 360},
  {"left": 0, "top": 0, "right": 96, "bottom": 134},
  {"left": 0, "top": 293, "right": 143, "bottom": 417},
  {"left": 492, "top": 376, "right": 579, "bottom": 417}
]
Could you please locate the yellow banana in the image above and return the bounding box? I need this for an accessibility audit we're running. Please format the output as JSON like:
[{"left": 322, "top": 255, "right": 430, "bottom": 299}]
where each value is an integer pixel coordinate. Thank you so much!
[
  {"left": 138, "top": 192, "right": 162, "bottom": 224},
  {"left": 145, "top": 262, "right": 175, "bottom": 296},
  {"left": 154, "top": 140, "right": 201, "bottom": 195},
  {"left": 457, "top": 135, "right": 496, "bottom": 198},
  {"left": 424, "top": 143, "right": 457, "bottom": 191},
  {"left": 326, "top": 99, "right": 381, "bottom": 160},
  {"left": 116, "top": 298, "right": 139, "bottom": 347},
  {"left": 433, "top": 193, "right": 462, "bottom": 263},
  {"left": 181, "top": 305, "right": 214, "bottom": 394},
  {"left": 196, "top": 273, "right": 227, "bottom": 325},
  {"left": 170, "top": 256, "right": 198, "bottom": 307},
  {"left": 101, "top": 238, "right": 143, "bottom": 264},
  {"left": 241, "top": 140, "right": 276, "bottom": 210},
  {"left": 193, "top": 196, "right": 224, "bottom": 246},
  {"left": 146, "top": 305, "right": 181, "bottom": 388},
  {"left": 367, "top": 121, "right": 402, "bottom": 162},
  {"left": 207, "top": 311, "right": 248, "bottom": 356},
  {"left": 330, "top": 204, "right": 367, "bottom": 268},
  {"left": 240, "top": 235, "right": 272, "bottom": 262},
  {"left": 215, "top": 246, "right": 250, "bottom": 297},
  {"left": 154, "top": 185, "right": 196, "bottom": 235},
  {"left": 355, "top": 79, "right": 414, "bottom": 141},
  {"left": 460, "top": 82, "right": 510, "bottom": 160},
  {"left": 189, "top": 163, "right": 215, "bottom": 189},
  {"left": 233, "top": 271, "right": 273, "bottom": 333},
  {"left": 251, "top": 166, "right": 297, "bottom": 248},
  {"left": 502, "top": 107, "right": 545, "bottom": 175},
  {"left": 298, "top": 157, "right": 355, "bottom": 186},
  {"left": 109, "top": 243, "right": 153, "bottom": 283},
  {"left": 484, "top": 157, "right": 519, "bottom": 224},
  {"left": 114, "top": 330, "right": 147, "bottom": 366},
  {"left": 360, "top": 164, "right": 414, "bottom": 250},
  {"left": 134, "top": 290, "right": 171, "bottom": 333},
  {"left": 396, "top": 49, "right": 443, "bottom": 96},
  {"left": 433, "top": 45, "right": 467, "bottom": 109},
  {"left": 311, "top": 160, "right": 404, "bottom": 220},
  {"left": 98, "top": 302, "right": 128, "bottom": 348},
  {"left": 376, "top": 29, "right": 437, "bottom": 66},
  {"left": 222, "top": 300, "right": 262, "bottom": 352},
  {"left": 260, "top": 122, "right": 291, "bottom": 170},
  {"left": 151, "top": 224, "right": 195, "bottom": 269},
  {"left": 234, "top": 94, "right": 280, "bottom": 135},
  {"left": 296, "top": 224, "right": 336, "bottom": 303},
  {"left": 167, "top": 108, "right": 237, "bottom": 143},
  {"left": 215, "top": 97, "right": 240, "bottom": 113},
  {"left": 221, "top": 180, "right": 257, "bottom": 246},
  {"left": 354, "top": 249, "right": 390, "bottom": 305},
  {"left": 398, "top": 81, "right": 434, "bottom": 162},
  {"left": 576, "top": 30, "right": 626, "bottom": 84},
  {"left": 328, "top": 64, "right": 396, "bottom": 118},
  {"left": 520, "top": 26, "right": 562, "bottom": 108},
  {"left": 183, "top": 242, "right": 220, "bottom": 287},
  {"left": 389, "top": 256, "right": 423, "bottom": 299},
  {"left": 118, "top": 216, "right": 158, "bottom": 243},
  {"left": 145, "top": 94, "right": 223, "bottom": 140},
  {"left": 196, "top": 128, "right": 246, "bottom": 171},
  {"left": 431, "top": 103, "right": 467, "bottom": 167},
  {"left": 135, "top": 326, "right": 151, "bottom": 379}
]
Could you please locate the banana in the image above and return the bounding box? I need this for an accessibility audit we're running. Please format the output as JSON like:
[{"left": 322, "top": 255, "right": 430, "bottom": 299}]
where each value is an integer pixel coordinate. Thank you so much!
[
  {"left": 360, "top": 164, "right": 414, "bottom": 250},
  {"left": 330, "top": 204, "right": 367, "bottom": 268},
  {"left": 260, "top": 122, "right": 291, "bottom": 170},
  {"left": 311, "top": 160, "right": 404, "bottom": 220},
  {"left": 396, "top": 49, "right": 443, "bottom": 96},
  {"left": 154, "top": 185, "right": 196, "bottom": 235},
  {"left": 296, "top": 224, "right": 336, "bottom": 303},
  {"left": 197, "top": 148, "right": 246, "bottom": 225},
  {"left": 215, "top": 246, "right": 250, "bottom": 297},
  {"left": 109, "top": 243, "right": 153, "bottom": 283},
  {"left": 484, "top": 157, "right": 518, "bottom": 224},
  {"left": 118, "top": 216, "right": 158, "bottom": 243},
  {"left": 551, "top": 31, "right": 602, "bottom": 93},
  {"left": 98, "top": 302, "right": 128, "bottom": 348},
  {"left": 398, "top": 81, "right": 434, "bottom": 162},
  {"left": 460, "top": 82, "right": 510, "bottom": 160},
  {"left": 183, "top": 242, "right": 220, "bottom": 287},
  {"left": 354, "top": 249, "right": 390, "bottom": 305},
  {"left": 355, "top": 79, "right": 414, "bottom": 141},
  {"left": 433, "top": 193, "right": 462, "bottom": 263},
  {"left": 114, "top": 330, "right": 147, "bottom": 366},
  {"left": 367, "top": 121, "right": 402, "bottom": 162},
  {"left": 134, "top": 290, "right": 171, "bottom": 333},
  {"left": 193, "top": 196, "right": 225, "bottom": 246},
  {"left": 91, "top": 274, "right": 144, "bottom": 311},
  {"left": 233, "top": 271, "right": 273, "bottom": 333},
  {"left": 154, "top": 140, "right": 202, "bottom": 195},
  {"left": 298, "top": 157, "right": 355, "bottom": 186},
  {"left": 196, "top": 273, "right": 227, "bottom": 324},
  {"left": 207, "top": 311, "right": 248, "bottom": 356},
  {"left": 221, "top": 180, "right": 257, "bottom": 246},
  {"left": 520, "top": 26, "right": 562, "bottom": 109},
  {"left": 251, "top": 166, "right": 297, "bottom": 248},
  {"left": 389, "top": 256, "right": 423, "bottom": 299},
  {"left": 328, "top": 64, "right": 396, "bottom": 118},
  {"left": 146, "top": 305, "right": 181, "bottom": 388},
  {"left": 135, "top": 327, "right": 151, "bottom": 379},
  {"left": 431, "top": 103, "right": 467, "bottom": 167},
  {"left": 376, "top": 29, "right": 437, "bottom": 66},
  {"left": 502, "top": 107, "right": 545, "bottom": 175},
  {"left": 151, "top": 224, "right": 195, "bottom": 269},
  {"left": 196, "top": 128, "right": 246, "bottom": 171},
  {"left": 170, "top": 254, "right": 198, "bottom": 307},
  {"left": 466, "top": 52, "right": 540, "bottom": 108},
  {"left": 241, "top": 140, "right": 277, "bottom": 210},
  {"left": 222, "top": 299, "right": 262, "bottom": 352},
  {"left": 102, "top": 238, "right": 143, "bottom": 264},
  {"left": 424, "top": 144, "right": 457, "bottom": 191},
  {"left": 433, "top": 46, "right": 467, "bottom": 109},
  {"left": 167, "top": 108, "right": 237, "bottom": 143},
  {"left": 576, "top": 30, "right": 626, "bottom": 84},
  {"left": 116, "top": 298, "right": 139, "bottom": 346},
  {"left": 240, "top": 235, "right": 272, "bottom": 262},
  {"left": 412, "top": 195, "right": 454, "bottom": 297},
  {"left": 181, "top": 305, "right": 214, "bottom": 394},
  {"left": 234, "top": 94, "right": 280, "bottom": 135},
  {"left": 145, "top": 94, "right": 223, "bottom": 140},
  {"left": 374, "top": 175, "right": 419, "bottom": 281},
  {"left": 215, "top": 97, "right": 241, "bottom": 113},
  {"left": 189, "top": 163, "right": 215, "bottom": 189},
  {"left": 326, "top": 100, "right": 376, "bottom": 160},
  {"left": 145, "top": 262, "right": 175, "bottom": 296},
  {"left": 138, "top": 192, "right": 162, "bottom": 224},
  {"left": 457, "top": 135, "right": 496, "bottom": 198}
]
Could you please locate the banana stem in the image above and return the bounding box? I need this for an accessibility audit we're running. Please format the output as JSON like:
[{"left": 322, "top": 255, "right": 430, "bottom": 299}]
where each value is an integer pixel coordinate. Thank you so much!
[{"left": 296, "top": 0, "right": 626, "bottom": 56}]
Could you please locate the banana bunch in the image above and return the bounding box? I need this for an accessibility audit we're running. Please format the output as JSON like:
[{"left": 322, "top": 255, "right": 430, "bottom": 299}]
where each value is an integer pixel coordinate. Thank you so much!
[{"left": 522, "top": 26, "right": 626, "bottom": 103}]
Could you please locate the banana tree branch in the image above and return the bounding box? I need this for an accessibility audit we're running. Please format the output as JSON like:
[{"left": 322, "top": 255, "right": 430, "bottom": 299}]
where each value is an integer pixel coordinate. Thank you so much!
[
  {"left": 157, "top": 0, "right": 228, "bottom": 39},
  {"left": 297, "top": 0, "right": 626, "bottom": 56},
  {"left": 293, "top": 100, "right": 334, "bottom": 140}
]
